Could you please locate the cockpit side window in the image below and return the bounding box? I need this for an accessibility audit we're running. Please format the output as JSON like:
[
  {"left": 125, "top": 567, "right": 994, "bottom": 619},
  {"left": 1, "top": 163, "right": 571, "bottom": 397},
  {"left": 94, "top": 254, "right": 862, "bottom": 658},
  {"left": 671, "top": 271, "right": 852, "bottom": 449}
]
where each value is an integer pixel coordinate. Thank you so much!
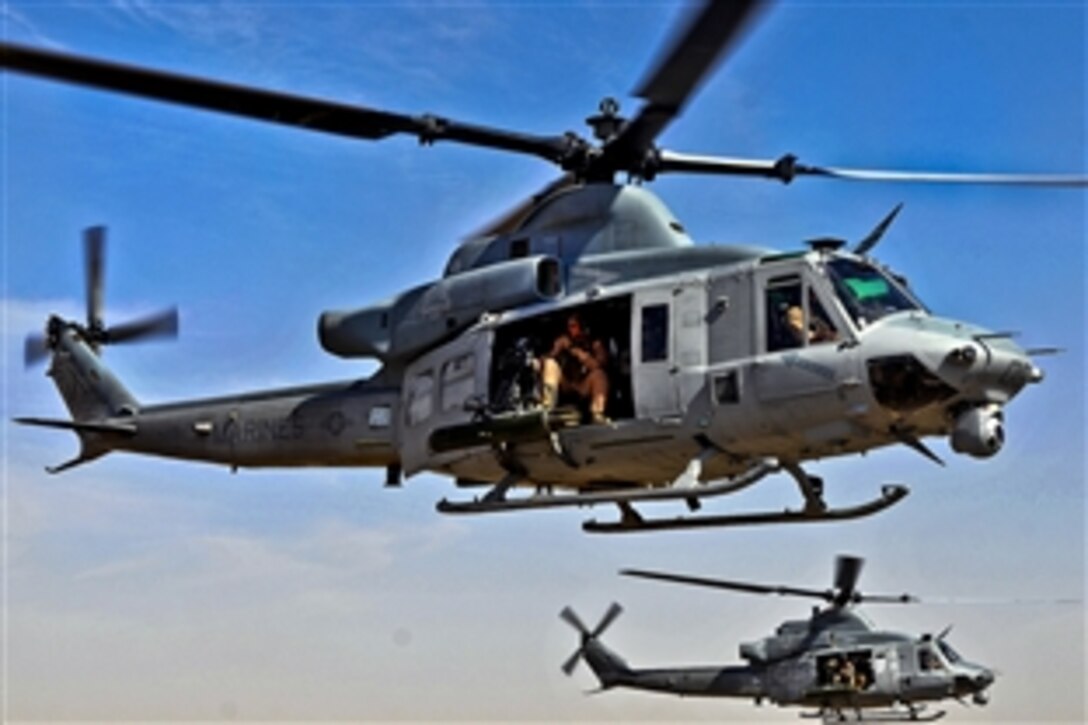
[
  {"left": 808, "top": 291, "right": 839, "bottom": 345},
  {"left": 766, "top": 276, "right": 803, "bottom": 352},
  {"left": 765, "top": 275, "right": 839, "bottom": 352},
  {"left": 918, "top": 646, "right": 944, "bottom": 672},
  {"left": 827, "top": 258, "right": 920, "bottom": 327}
]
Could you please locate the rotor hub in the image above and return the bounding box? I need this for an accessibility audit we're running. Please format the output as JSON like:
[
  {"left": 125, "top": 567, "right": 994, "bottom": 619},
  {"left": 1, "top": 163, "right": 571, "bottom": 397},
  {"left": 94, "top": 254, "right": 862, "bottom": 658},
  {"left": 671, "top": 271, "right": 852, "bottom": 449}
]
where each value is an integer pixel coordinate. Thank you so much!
[{"left": 586, "top": 97, "right": 625, "bottom": 143}]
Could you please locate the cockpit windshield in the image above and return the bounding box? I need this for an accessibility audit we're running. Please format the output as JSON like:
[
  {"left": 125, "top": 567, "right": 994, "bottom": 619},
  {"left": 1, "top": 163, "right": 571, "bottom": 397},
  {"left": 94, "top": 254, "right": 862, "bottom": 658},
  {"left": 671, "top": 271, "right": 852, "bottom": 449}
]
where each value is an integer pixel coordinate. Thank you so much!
[
  {"left": 937, "top": 640, "right": 963, "bottom": 664},
  {"left": 827, "top": 258, "right": 921, "bottom": 327}
]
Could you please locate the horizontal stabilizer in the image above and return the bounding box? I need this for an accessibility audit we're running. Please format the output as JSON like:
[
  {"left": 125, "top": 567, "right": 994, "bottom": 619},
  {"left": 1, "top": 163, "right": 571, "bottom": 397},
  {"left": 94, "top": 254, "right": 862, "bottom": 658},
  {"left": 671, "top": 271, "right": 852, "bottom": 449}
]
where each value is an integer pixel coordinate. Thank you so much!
[{"left": 13, "top": 416, "right": 137, "bottom": 436}]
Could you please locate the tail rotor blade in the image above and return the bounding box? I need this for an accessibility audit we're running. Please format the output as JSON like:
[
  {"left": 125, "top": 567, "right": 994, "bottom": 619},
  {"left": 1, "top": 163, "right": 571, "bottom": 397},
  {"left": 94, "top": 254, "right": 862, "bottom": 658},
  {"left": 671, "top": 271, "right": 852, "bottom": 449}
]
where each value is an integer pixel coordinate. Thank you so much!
[
  {"left": 23, "top": 227, "right": 180, "bottom": 370},
  {"left": 593, "top": 602, "right": 623, "bottom": 638},
  {"left": 104, "top": 307, "right": 179, "bottom": 344},
  {"left": 84, "top": 226, "right": 106, "bottom": 331},
  {"left": 560, "top": 603, "right": 622, "bottom": 676},
  {"left": 24, "top": 333, "right": 50, "bottom": 368},
  {"left": 560, "top": 606, "right": 589, "bottom": 636},
  {"left": 560, "top": 606, "right": 591, "bottom": 676},
  {"left": 561, "top": 649, "right": 584, "bottom": 676}
]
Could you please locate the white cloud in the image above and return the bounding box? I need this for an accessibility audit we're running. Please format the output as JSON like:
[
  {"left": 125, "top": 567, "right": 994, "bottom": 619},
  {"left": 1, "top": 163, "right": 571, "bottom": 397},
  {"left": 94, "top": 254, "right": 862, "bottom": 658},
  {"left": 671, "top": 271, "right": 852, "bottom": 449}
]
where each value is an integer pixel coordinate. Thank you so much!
[
  {"left": 0, "top": 4, "right": 63, "bottom": 48},
  {"left": 108, "top": 0, "right": 262, "bottom": 46}
]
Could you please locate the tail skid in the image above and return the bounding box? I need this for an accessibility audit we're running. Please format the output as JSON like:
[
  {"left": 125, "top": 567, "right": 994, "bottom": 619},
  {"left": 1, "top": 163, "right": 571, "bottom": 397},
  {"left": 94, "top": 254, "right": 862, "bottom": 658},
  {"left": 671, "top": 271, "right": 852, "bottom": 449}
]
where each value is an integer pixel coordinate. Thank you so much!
[{"left": 44, "top": 449, "right": 108, "bottom": 475}]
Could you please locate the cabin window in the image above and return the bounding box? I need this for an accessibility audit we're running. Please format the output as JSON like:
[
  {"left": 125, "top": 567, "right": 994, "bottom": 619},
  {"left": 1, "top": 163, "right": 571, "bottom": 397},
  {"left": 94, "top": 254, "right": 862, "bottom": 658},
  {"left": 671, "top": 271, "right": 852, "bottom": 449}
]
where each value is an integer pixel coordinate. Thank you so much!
[
  {"left": 509, "top": 238, "right": 529, "bottom": 259},
  {"left": 713, "top": 371, "right": 739, "bottom": 404},
  {"left": 368, "top": 405, "right": 391, "bottom": 429},
  {"left": 441, "top": 353, "right": 476, "bottom": 412},
  {"left": 641, "top": 304, "right": 669, "bottom": 362},
  {"left": 406, "top": 370, "right": 434, "bottom": 426}
]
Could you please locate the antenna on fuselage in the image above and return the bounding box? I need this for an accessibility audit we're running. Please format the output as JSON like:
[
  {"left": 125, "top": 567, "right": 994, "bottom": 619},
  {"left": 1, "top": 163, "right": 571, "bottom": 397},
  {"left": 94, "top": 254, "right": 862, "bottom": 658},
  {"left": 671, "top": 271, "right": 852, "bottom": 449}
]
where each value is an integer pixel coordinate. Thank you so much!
[{"left": 855, "top": 203, "right": 904, "bottom": 256}]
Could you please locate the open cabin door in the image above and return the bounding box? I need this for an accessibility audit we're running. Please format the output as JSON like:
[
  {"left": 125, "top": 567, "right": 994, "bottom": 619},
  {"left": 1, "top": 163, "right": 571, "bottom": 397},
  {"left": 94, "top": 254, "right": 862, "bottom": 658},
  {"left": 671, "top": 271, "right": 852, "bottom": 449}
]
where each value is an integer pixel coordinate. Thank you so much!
[{"left": 398, "top": 327, "right": 494, "bottom": 475}]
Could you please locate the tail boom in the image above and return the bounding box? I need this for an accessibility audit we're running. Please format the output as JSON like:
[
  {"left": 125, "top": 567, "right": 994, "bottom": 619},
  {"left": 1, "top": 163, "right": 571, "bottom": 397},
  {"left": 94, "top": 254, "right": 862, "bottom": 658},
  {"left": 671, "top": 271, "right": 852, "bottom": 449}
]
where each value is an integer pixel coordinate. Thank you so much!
[
  {"left": 620, "top": 664, "right": 764, "bottom": 698},
  {"left": 22, "top": 323, "right": 401, "bottom": 473}
]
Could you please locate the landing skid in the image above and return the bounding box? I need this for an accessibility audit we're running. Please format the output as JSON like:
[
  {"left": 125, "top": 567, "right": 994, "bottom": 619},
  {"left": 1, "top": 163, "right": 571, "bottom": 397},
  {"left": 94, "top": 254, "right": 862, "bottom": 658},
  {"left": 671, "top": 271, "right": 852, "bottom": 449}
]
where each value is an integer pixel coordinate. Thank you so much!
[
  {"left": 582, "top": 485, "right": 908, "bottom": 534},
  {"left": 437, "top": 451, "right": 909, "bottom": 532},
  {"left": 801, "top": 704, "right": 945, "bottom": 722},
  {"left": 437, "top": 460, "right": 777, "bottom": 515}
]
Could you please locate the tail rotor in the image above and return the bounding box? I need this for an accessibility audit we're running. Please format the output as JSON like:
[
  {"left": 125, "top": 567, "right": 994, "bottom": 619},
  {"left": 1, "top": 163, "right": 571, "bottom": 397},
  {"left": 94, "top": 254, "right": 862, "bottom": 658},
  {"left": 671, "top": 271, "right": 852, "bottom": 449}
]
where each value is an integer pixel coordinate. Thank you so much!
[
  {"left": 25, "top": 226, "right": 179, "bottom": 368},
  {"left": 560, "top": 602, "right": 623, "bottom": 675},
  {"left": 24, "top": 320, "right": 55, "bottom": 367},
  {"left": 85, "top": 225, "right": 105, "bottom": 334}
]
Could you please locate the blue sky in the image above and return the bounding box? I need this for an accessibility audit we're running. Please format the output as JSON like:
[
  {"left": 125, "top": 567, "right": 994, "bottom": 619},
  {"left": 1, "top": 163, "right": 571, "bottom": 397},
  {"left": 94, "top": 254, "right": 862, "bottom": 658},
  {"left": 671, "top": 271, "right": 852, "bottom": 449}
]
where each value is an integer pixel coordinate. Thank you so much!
[{"left": 2, "top": 1, "right": 1085, "bottom": 721}]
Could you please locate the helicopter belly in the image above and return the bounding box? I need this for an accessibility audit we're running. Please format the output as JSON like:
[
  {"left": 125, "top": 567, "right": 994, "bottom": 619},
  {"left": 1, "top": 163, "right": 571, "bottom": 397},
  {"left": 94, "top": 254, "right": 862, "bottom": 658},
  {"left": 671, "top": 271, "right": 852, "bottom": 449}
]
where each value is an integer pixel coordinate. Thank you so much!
[{"left": 427, "top": 419, "right": 750, "bottom": 489}]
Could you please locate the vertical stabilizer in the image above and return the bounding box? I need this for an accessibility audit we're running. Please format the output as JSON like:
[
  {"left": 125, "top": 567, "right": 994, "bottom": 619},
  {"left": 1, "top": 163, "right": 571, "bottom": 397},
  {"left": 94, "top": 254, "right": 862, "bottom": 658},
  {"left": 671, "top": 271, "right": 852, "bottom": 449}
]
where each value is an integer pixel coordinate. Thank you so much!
[
  {"left": 18, "top": 321, "right": 142, "bottom": 472},
  {"left": 49, "top": 324, "right": 140, "bottom": 421},
  {"left": 582, "top": 638, "right": 633, "bottom": 689}
]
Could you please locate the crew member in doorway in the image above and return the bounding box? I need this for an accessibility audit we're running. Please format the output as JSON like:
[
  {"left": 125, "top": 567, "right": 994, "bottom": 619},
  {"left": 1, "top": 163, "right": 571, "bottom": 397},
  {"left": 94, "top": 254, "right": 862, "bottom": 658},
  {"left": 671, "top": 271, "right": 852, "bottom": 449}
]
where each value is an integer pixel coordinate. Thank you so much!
[{"left": 540, "top": 312, "right": 610, "bottom": 424}]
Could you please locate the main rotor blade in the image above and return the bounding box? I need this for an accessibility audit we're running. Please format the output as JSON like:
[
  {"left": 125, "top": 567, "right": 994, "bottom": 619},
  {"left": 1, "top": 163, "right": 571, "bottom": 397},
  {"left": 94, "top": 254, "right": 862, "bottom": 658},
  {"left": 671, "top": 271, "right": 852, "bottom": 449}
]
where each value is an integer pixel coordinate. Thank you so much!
[
  {"left": 656, "top": 150, "right": 1088, "bottom": 187},
  {"left": 799, "top": 166, "right": 1088, "bottom": 187},
  {"left": 84, "top": 225, "right": 105, "bottom": 331},
  {"left": 833, "top": 555, "right": 864, "bottom": 607},
  {"left": 603, "top": 0, "right": 766, "bottom": 168},
  {"left": 859, "top": 593, "right": 920, "bottom": 605},
  {"left": 104, "top": 307, "right": 179, "bottom": 344},
  {"left": 0, "top": 43, "right": 576, "bottom": 165},
  {"left": 906, "top": 595, "right": 1082, "bottom": 606},
  {"left": 622, "top": 568, "right": 832, "bottom": 602}
]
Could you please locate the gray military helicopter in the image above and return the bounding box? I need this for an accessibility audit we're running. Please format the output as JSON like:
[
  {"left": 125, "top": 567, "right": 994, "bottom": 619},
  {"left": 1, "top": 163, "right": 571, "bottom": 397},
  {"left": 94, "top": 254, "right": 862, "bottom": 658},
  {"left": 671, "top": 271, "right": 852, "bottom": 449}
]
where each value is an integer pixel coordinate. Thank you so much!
[
  {"left": 6, "top": 2, "right": 1084, "bottom": 532},
  {"left": 561, "top": 556, "right": 995, "bottom": 722}
]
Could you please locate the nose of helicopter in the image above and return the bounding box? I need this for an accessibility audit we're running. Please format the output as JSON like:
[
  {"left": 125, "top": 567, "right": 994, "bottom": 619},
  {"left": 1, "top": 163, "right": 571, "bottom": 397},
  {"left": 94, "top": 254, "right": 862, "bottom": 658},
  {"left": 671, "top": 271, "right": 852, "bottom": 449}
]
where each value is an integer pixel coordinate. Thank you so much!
[
  {"left": 954, "top": 665, "right": 995, "bottom": 701},
  {"left": 937, "top": 329, "right": 1046, "bottom": 458},
  {"left": 866, "top": 314, "right": 1045, "bottom": 404},
  {"left": 863, "top": 315, "right": 1046, "bottom": 457},
  {"left": 937, "top": 333, "right": 1043, "bottom": 400}
]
